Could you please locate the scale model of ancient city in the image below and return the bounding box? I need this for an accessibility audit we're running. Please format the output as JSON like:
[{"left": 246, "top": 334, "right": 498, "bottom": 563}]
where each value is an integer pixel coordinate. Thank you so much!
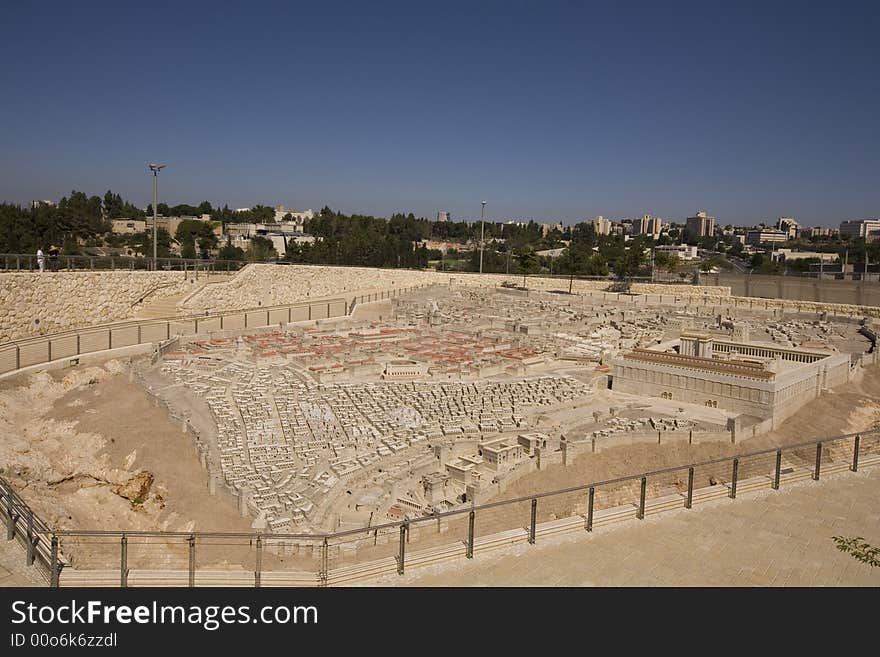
[{"left": 2, "top": 264, "right": 879, "bottom": 586}]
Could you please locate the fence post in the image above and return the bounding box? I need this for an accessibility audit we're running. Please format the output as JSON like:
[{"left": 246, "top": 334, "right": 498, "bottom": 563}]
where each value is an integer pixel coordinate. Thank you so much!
[
  {"left": 255, "top": 535, "right": 262, "bottom": 588},
  {"left": 686, "top": 467, "right": 694, "bottom": 509},
  {"left": 188, "top": 535, "right": 195, "bottom": 587},
  {"left": 26, "top": 511, "right": 35, "bottom": 566},
  {"left": 120, "top": 534, "right": 128, "bottom": 588},
  {"left": 5, "top": 490, "right": 14, "bottom": 540},
  {"left": 50, "top": 535, "right": 59, "bottom": 588},
  {"left": 529, "top": 498, "right": 537, "bottom": 544},
  {"left": 730, "top": 458, "right": 739, "bottom": 499},
  {"left": 814, "top": 442, "right": 822, "bottom": 480},
  {"left": 773, "top": 450, "right": 782, "bottom": 490},
  {"left": 637, "top": 476, "right": 646, "bottom": 519},
  {"left": 320, "top": 538, "right": 328, "bottom": 586},
  {"left": 397, "top": 524, "right": 407, "bottom": 575},
  {"left": 466, "top": 510, "right": 475, "bottom": 558},
  {"left": 852, "top": 434, "right": 860, "bottom": 472},
  {"left": 586, "top": 487, "right": 594, "bottom": 532}
]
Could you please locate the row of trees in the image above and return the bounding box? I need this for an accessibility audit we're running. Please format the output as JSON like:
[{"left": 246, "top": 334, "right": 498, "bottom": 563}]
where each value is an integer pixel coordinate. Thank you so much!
[{"left": 0, "top": 191, "right": 115, "bottom": 254}]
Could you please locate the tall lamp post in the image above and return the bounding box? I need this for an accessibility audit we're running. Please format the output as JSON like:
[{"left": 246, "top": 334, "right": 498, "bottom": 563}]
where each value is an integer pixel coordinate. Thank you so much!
[
  {"left": 479, "top": 200, "right": 487, "bottom": 274},
  {"left": 148, "top": 163, "right": 166, "bottom": 270}
]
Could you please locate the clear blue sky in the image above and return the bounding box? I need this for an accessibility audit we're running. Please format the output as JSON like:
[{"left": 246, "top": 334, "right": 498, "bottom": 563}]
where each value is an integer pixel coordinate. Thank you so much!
[{"left": 1, "top": 1, "right": 877, "bottom": 226}]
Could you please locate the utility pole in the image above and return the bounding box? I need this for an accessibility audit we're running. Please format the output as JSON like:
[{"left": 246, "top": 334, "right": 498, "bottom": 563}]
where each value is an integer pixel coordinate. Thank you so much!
[
  {"left": 148, "top": 163, "right": 166, "bottom": 270},
  {"left": 479, "top": 201, "right": 487, "bottom": 274}
]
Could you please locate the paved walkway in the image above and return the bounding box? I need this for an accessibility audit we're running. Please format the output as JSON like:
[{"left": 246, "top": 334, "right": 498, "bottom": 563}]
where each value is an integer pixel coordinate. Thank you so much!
[
  {"left": 395, "top": 467, "right": 880, "bottom": 586},
  {"left": 0, "top": 539, "right": 47, "bottom": 587}
]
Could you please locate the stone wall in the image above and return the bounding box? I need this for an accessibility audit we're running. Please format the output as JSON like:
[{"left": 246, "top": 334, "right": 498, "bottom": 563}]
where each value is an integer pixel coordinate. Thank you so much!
[
  {"left": 700, "top": 272, "right": 880, "bottom": 307},
  {"left": 178, "top": 264, "right": 733, "bottom": 314},
  {"left": 0, "top": 272, "right": 197, "bottom": 342}
]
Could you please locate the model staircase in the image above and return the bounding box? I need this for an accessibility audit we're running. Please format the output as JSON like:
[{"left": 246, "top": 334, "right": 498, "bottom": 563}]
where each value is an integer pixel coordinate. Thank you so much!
[
  {"left": 133, "top": 274, "right": 231, "bottom": 319},
  {"left": 134, "top": 294, "right": 187, "bottom": 319}
]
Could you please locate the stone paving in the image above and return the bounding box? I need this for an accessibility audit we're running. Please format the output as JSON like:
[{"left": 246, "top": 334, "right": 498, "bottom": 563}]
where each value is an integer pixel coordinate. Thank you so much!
[
  {"left": 396, "top": 467, "right": 880, "bottom": 586},
  {"left": 0, "top": 539, "right": 47, "bottom": 587}
]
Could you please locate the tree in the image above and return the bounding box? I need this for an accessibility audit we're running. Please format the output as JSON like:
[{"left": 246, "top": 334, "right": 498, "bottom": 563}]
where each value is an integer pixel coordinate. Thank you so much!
[
  {"left": 103, "top": 190, "right": 124, "bottom": 218},
  {"left": 218, "top": 237, "right": 245, "bottom": 261},
  {"left": 615, "top": 246, "right": 646, "bottom": 278},
  {"left": 653, "top": 251, "right": 673, "bottom": 271},
  {"left": 246, "top": 235, "right": 277, "bottom": 262}
]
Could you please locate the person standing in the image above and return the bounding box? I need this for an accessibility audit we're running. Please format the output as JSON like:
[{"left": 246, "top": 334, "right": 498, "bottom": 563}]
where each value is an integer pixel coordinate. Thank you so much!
[
  {"left": 48, "top": 244, "right": 59, "bottom": 271},
  {"left": 36, "top": 246, "right": 45, "bottom": 273}
]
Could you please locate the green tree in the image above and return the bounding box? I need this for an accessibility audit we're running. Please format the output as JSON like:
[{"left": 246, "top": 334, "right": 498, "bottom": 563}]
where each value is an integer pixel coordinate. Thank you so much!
[
  {"left": 615, "top": 246, "right": 646, "bottom": 278},
  {"left": 246, "top": 235, "right": 278, "bottom": 261},
  {"left": 218, "top": 237, "right": 245, "bottom": 261}
]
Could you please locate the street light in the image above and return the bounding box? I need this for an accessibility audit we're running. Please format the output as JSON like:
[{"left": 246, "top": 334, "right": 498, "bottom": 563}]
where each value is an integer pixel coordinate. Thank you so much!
[
  {"left": 479, "top": 200, "right": 487, "bottom": 274},
  {"left": 148, "top": 163, "right": 166, "bottom": 270}
]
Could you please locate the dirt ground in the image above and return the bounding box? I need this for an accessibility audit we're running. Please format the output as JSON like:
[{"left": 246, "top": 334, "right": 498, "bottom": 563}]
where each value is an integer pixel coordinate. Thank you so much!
[{"left": 0, "top": 359, "right": 255, "bottom": 569}]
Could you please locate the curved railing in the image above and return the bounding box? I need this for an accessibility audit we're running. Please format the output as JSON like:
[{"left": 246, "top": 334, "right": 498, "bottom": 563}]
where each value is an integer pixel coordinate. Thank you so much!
[{"left": 2, "top": 428, "right": 877, "bottom": 586}]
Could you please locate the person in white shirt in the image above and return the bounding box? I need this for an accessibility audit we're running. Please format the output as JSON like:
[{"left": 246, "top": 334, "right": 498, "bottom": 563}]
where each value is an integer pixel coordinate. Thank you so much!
[{"left": 36, "top": 247, "right": 45, "bottom": 273}]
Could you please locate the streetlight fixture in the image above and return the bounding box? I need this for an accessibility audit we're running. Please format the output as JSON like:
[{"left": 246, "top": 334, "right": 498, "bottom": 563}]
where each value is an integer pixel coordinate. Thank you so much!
[
  {"left": 479, "top": 200, "right": 487, "bottom": 274},
  {"left": 148, "top": 163, "right": 166, "bottom": 270}
]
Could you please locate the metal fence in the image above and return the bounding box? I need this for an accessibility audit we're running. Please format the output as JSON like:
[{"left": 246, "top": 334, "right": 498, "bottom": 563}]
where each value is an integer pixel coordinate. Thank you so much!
[
  {"left": 3, "top": 428, "right": 877, "bottom": 587},
  {"left": 0, "top": 253, "right": 251, "bottom": 273}
]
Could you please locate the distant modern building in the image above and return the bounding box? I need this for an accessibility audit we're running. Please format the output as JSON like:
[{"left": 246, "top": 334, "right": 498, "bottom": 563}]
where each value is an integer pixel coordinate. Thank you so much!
[
  {"left": 591, "top": 215, "right": 611, "bottom": 236},
  {"left": 654, "top": 244, "right": 699, "bottom": 260},
  {"left": 746, "top": 228, "right": 788, "bottom": 245},
  {"left": 274, "top": 205, "right": 314, "bottom": 224},
  {"left": 31, "top": 200, "right": 55, "bottom": 208},
  {"left": 634, "top": 214, "right": 663, "bottom": 238},
  {"left": 769, "top": 248, "right": 837, "bottom": 263},
  {"left": 437, "top": 211, "right": 450, "bottom": 223},
  {"left": 110, "top": 218, "right": 147, "bottom": 235},
  {"left": 776, "top": 217, "right": 800, "bottom": 239},
  {"left": 806, "top": 226, "right": 835, "bottom": 238},
  {"left": 151, "top": 214, "right": 214, "bottom": 238},
  {"left": 226, "top": 221, "right": 305, "bottom": 239},
  {"left": 839, "top": 219, "right": 880, "bottom": 241},
  {"left": 540, "top": 222, "right": 564, "bottom": 237},
  {"left": 685, "top": 211, "right": 715, "bottom": 239}
]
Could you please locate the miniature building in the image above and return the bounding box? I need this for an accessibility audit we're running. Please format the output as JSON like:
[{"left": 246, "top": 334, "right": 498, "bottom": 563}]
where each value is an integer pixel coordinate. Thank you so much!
[
  {"left": 610, "top": 334, "right": 851, "bottom": 426},
  {"left": 478, "top": 438, "right": 524, "bottom": 472},
  {"left": 517, "top": 432, "right": 549, "bottom": 455},
  {"left": 382, "top": 359, "right": 428, "bottom": 379}
]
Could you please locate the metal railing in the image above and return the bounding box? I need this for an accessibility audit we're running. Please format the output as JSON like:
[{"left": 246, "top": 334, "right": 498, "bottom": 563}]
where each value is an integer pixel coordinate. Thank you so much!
[
  {"left": 4, "top": 428, "right": 877, "bottom": 587},
  {"left": 0, "top": 253, "right": 249, "bottom": 273}
]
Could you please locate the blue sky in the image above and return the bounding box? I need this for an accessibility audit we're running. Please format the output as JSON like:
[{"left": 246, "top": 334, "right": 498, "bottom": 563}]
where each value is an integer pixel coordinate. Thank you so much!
[{"left": 1, "top": 1, "right": 878, "bottom": 226}]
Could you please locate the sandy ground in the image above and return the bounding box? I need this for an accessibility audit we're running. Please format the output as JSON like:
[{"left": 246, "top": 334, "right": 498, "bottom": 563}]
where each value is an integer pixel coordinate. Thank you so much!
[{"left": 0, "top": 359, "right": 254, "bottom": 569}]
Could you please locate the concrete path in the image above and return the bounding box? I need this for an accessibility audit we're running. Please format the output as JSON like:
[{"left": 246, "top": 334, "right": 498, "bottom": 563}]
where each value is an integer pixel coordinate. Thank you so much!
[{"left": 393, "top": 467, "right": 880, "bottom": 586}]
